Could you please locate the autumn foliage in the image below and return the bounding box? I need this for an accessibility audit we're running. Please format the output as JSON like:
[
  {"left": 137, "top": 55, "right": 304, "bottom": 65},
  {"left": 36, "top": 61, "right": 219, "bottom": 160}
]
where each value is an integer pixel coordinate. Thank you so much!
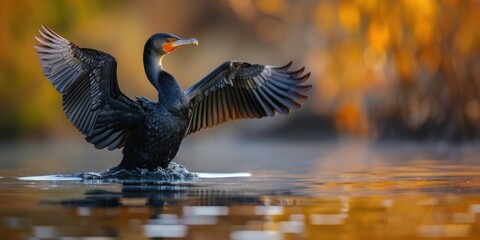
[{"left": 0, "top": 0, "right": 478, "bottom": 140}]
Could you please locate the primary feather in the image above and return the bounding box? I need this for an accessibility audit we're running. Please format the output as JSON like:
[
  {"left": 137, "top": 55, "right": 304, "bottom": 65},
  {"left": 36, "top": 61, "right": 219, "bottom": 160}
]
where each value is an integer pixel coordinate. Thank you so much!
[{"left": 184, "top": 61, "right": 311, "bottom": 135}]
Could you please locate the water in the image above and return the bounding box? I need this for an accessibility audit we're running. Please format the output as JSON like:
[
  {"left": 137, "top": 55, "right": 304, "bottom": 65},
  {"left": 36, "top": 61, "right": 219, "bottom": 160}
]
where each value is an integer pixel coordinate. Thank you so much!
[{"left": 1, "top": 139, "right": 480, "bottom": 239}]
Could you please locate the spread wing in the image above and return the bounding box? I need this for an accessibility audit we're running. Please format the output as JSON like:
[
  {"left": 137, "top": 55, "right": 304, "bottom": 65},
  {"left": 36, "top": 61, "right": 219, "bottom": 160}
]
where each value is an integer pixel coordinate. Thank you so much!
[
  {"left": 35, "top": 25, "right": 144, "bottom": 150},
  {"left": 184, "top": 61, "right": 311, "bottom": 136}
]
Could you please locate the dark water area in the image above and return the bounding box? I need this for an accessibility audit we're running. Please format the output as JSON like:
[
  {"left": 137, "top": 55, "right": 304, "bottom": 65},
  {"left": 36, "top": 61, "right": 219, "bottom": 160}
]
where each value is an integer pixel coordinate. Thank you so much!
[{"left": 1, "top": 139, "right": 480, "bottom": 239}]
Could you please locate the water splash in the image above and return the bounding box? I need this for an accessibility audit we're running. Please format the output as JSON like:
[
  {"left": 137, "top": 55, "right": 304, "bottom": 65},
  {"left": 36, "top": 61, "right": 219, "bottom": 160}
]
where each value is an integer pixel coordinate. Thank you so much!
[
  {"left": 18, "top": 175, "right": 82, "bottom": 181},
  {"left": 18, "top": 162, "right": 197, "bottom": 182},
  {"left": 67, "top": 162, "right": 198, "bottom": 181},
  {"left": 196, "top": 172, "right": 252, "bottom": 178},
  {"left": 17, "top": 162, "right": 252, "bottom": 182}
]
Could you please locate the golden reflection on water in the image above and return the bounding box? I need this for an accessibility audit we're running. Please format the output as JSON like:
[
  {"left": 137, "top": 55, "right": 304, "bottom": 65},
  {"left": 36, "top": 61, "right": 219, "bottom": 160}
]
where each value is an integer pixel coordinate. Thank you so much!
[{"left": 1, "top": 173, "right": 480, "bottom": 240}]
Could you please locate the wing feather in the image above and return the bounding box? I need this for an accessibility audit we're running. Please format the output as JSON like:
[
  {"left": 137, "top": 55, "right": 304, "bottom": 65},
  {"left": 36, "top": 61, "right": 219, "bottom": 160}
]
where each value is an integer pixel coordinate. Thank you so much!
[
  {"left": 226, "top": 86, "right": 237, "bottom": 120},
  {"left": 184, "top": 61, "right": 311, "bottom": 135},
  {"left": 212, "top": 90, "right": 220, "bottom": 126},
  {"left": 220, "top": 88, "right": 230, "bottom": 122},
  {"left": 36, "top": 25, "right": 144, "bottom": 150}
]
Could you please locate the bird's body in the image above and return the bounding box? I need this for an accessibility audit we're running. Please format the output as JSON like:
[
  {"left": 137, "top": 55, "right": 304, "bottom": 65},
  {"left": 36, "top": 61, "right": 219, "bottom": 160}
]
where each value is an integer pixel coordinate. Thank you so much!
[
  {"left": 122, "top": 103, "right": 188, "bottom": 170},
  {"left": 121, "top": 72, "right": 190, "bottom": 170},
  {"left": 35, "top": 26, "right": 311, "bottom": 172}
]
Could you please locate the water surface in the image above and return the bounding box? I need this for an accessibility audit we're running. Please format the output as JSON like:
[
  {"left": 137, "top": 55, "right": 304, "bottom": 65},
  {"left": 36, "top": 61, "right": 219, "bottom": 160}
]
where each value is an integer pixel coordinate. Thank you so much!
[{"left": 1, "top": 140, "right": 480, "bottom": 239}]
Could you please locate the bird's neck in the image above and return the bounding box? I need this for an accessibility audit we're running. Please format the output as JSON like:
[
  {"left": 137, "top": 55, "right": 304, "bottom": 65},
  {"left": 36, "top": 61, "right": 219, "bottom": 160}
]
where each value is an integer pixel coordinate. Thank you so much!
[
  {"left": 143, "top": 49, "right": 186, "bottom": 107},
  {"left": 143, "top": 49, "right": 166, "bottom": 91}
]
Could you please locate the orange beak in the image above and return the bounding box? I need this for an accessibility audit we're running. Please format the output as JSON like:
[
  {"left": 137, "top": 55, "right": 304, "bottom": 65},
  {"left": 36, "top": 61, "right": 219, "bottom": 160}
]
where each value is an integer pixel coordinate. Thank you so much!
[{"left": 163, "top": 38, "right": 198, "bottom": 53}]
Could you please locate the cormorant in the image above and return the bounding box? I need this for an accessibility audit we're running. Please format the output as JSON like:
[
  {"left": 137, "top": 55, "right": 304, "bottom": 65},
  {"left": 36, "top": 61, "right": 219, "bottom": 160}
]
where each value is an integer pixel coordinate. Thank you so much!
[{"left": 35, "top": 25, "right": 311, "bottom": 171}]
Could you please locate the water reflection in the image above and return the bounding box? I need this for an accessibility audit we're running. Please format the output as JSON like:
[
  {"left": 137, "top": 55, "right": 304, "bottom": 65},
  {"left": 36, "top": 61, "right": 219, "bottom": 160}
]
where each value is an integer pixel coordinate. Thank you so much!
[
  {"left": 46, "top": 182, "right": 266, "bottom": 239},
  {"left": 2, "top": 175, "right": 480, "bottom": 240},
  {"left": 2, "top": 141, "right": 480, "bottom": 239}
]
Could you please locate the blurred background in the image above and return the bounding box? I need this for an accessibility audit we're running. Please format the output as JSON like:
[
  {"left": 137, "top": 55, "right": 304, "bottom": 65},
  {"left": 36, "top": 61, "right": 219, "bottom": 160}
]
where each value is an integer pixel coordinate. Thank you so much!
[
  {"left": 1, "top": 3, "right": 480, "bottom": 239},
  {"left": 0, "top": 0, "right": 479, "bottom": 144}
]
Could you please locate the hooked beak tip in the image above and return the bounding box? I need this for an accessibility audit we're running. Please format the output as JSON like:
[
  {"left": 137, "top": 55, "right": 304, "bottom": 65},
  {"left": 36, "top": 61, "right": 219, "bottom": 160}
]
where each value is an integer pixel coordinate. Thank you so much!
[{"left": 173, "top": 38, "right": 198, "bottom": 47}]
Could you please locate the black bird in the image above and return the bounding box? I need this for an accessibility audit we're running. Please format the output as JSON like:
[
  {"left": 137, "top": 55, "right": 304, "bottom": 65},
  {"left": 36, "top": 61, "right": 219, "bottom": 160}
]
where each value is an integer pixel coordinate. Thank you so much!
[{"left": 35, "top": 25, "right": 311, "bottom": 171}]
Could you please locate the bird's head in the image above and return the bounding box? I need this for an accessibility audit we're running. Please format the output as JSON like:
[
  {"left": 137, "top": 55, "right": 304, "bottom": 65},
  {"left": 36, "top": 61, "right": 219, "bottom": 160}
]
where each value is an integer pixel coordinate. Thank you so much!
[{"left": 146, "top": 33, "right": 198, "bottom": 56}]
